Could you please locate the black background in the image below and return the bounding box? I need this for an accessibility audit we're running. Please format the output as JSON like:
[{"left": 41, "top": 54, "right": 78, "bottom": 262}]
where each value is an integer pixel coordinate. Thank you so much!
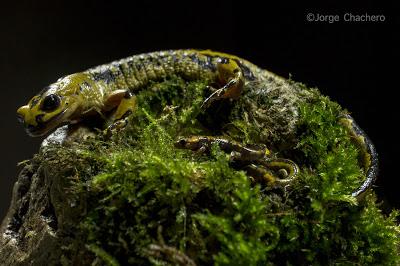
[{"left": 0, "top": 2, "right": 398, "bottom": 220}]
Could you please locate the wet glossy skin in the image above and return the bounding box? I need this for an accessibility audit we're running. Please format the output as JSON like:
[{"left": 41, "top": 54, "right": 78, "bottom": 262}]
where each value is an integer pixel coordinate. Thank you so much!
[
  {"left": 17, "top": 49, "right": 263, "bottom": 137},
  {"left": 17, "top": 73, "right": 97, "bottom": 136},
  {"left": 16, "top": 49, "right": 377, "bottom": 199},
  {"left": 339, "top": 114, "right": 379, "bottom": 198}
]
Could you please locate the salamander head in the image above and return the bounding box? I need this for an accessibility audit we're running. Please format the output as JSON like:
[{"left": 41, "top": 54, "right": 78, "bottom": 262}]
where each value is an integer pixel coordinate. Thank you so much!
[{"left": 17, "top": 73, "right": 96, "bottom": 137}]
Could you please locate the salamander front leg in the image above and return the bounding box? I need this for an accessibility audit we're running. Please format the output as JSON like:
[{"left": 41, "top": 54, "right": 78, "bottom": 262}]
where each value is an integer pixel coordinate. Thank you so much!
[
  {"left": 201, "top": 58, "right": 245, "bottom": 109},
  {"left": 103, "top": 90, "right": 137, "bottom": 135}
]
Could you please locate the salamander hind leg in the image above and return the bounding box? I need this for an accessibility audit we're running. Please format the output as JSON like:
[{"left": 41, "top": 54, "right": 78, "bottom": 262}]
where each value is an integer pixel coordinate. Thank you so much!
[
  {"left": 243, "top": 164, "right": 277, "bottom": 185},
  {"left": 201, "top": 58, "right": 245, "bottom": 109},
  {"left": 103, "top": 90, "right": 137, "bottom": 134},
  {"left": 259, "top": 158, "right": 299, "bottom": 186},
  {"left": 239, "top": 158, "right": 299, "bottom": 187}
]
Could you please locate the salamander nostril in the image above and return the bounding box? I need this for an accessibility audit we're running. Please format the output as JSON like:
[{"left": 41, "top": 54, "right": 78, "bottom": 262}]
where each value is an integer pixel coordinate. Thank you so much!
[
  {"left": 26, "top": 124, "right": 36, "bottom": 131},
  {"left": 36, "top": 114, "right": 45, "bottom": 124}
]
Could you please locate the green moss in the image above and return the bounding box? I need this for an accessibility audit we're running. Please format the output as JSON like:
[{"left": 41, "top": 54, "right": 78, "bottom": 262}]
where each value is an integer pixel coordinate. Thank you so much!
[
  {"left": 41, "top": 76, "right": 398, "bottom": 265},
  {"left": 296, "top": 96, "right": 362, "bottom": 203}
]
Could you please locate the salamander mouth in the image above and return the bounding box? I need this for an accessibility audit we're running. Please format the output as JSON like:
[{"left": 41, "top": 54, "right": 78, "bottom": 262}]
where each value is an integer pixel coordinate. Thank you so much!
[{"left": 25, "top": 109, "right": 68, "bottom": 137}]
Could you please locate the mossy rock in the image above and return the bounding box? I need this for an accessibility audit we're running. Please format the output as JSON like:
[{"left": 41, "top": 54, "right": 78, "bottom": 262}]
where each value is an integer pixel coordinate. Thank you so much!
[{"left": 1, "top": 75, "right": 399, "bottom": 265}]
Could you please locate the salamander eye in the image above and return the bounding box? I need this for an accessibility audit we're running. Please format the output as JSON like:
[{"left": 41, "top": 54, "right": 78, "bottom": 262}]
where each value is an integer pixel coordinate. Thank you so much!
[{"left": 41, "top": 94, "right": 61, "bottom": 111}]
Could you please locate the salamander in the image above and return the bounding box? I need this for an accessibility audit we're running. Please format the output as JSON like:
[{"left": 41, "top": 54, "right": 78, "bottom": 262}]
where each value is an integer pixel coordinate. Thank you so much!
[
  {"left": 16, "top": 49, "right": 378, "bottom": 199},
  {"left": 16, "top": 50, "right": 267, "bottom": 137}
]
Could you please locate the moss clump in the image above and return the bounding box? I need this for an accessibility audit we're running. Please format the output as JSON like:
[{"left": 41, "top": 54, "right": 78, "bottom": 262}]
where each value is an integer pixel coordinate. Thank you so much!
[
  {"left": 81, "top": 119, "right": 280, "bottom": 265},
  {"left": 296, "top": 96, "right": 362, "bottom": 203},
  {"left": 37, "top": 76, "right": 398, "bottom": 265}
]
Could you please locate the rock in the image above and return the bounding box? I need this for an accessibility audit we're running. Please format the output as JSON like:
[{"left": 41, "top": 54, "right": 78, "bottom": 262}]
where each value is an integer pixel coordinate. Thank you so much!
[{"left": 0, "top": 128, "right": 93, "bottom": 266}]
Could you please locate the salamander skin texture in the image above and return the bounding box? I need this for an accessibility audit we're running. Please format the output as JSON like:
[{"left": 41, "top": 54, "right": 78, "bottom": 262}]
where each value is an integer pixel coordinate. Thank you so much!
[
  {"left": 16, "top": 50, "right": 269, "bottom": 137},
  {"left": 16, "top": 49, "right": 377, "bottom": 200}
]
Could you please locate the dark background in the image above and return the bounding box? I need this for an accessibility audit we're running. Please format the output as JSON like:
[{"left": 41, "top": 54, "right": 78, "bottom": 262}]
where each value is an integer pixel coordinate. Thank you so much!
[{"left": 0, "top": 2, "right": 398, "bottom": 220}]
